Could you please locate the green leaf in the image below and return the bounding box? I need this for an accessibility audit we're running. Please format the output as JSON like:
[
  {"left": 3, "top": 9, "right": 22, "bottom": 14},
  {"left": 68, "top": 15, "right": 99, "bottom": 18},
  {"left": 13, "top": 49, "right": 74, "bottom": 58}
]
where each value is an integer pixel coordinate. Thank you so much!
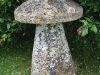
[
  {"left": 81, "top": 28, "right": 88, "bottom": 36},
  {"left": 93, "top": 5, "right": 98, "bottom": 12},
  {"left": 12, "top": 20, "right": 19, "bottom": 26},
  {"left": 1, "top": 34, "right": 7, "bottom": 41},
  {"left": 8, "top": 2, "right": 11, "bottom": 7},
  {"left": 87, "top": 23, "right": 92, "bottom": 27},
  {"left": 16, "top": 0, "right": 20, "bottom": 3},
  {"left": 7, "top": 34, "right": 11, "bottom": 41},
  {"left": 95, "top": 21, "right": 100, "bottom": 25},
  {"left": 90, "top": 25, "right": 97, "bottom": 33},
  {"left": 7, "top": 23, "right": 11, "bottom": 30},
  {"left": 80, "top": 20, "right": 88, "bottom": 26},
  {"left": 85, "top": 17, "right": 92, "bottom": 22},
  {"left": 0, "top": 28, "right": 2, "bottom": 32},
  {"left": 0, "top": 18, "right": 4, "bottom": 23}
]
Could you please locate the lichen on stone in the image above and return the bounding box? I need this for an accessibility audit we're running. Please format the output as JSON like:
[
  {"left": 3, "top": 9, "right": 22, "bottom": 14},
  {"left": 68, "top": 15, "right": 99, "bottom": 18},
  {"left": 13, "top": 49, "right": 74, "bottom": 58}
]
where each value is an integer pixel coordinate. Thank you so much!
[
  {"left": 31, "top": 23, "right": 77, "bottom": 75},
  {"left": 14, "top": 0, "right": 83, "bottom": 24}
]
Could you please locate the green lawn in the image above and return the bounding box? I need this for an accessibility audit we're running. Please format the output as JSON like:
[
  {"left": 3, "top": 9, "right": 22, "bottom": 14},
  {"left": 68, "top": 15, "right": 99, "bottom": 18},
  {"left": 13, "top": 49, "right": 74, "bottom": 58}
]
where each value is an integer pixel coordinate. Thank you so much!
[{"left": 0, "top": 41, "right": 32, "bottom": 75}]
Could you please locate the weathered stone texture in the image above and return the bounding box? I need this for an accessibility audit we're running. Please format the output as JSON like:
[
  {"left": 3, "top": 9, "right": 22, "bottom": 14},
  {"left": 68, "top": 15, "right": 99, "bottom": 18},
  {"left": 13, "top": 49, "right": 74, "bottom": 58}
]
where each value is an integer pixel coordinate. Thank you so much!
[
  {"left": 31, "top": 23, "right": 77, "bottom": 75},
  {"left": 14, "top": 0, "right": 83, "bottom": 24}
]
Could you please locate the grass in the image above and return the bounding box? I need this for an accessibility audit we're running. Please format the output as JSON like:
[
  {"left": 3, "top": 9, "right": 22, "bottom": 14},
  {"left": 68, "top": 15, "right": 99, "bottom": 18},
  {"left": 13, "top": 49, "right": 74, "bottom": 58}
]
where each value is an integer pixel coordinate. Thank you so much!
[
  {"left": 0, "top": 24, "right": 100, "bottom": 75},
  {"left": 0, "top": 40, "right": 33, "bottom": 75}
]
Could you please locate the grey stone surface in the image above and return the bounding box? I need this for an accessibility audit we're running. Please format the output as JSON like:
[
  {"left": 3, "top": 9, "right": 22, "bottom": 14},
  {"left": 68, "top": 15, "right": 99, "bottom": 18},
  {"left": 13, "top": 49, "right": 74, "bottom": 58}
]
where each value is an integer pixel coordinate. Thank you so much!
[
  {"left": 14, "top": 0, "right": 83, "bottom": 24},
  {"left": 31, "top": 23, "right": 77, "bottom": 75}
]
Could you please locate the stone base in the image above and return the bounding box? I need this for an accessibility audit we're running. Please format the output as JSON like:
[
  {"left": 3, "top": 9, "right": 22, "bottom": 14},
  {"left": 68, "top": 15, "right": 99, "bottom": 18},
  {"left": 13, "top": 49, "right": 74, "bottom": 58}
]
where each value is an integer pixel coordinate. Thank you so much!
[{"left": 31, "top": 23, "right": 77, "bottom": 75}]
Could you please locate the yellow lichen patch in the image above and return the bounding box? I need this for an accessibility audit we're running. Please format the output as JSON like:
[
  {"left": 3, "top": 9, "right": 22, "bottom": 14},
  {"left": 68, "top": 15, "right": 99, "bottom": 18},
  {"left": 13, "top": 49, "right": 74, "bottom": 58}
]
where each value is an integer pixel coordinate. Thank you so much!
[
  {"left": 43, "top": 69, "right": 48, "bottom": 73},
  {"left": 43, "top": 52, "right": 47, "bottom": 56},
  {"left": 35, "top": 18, "right": 40, "bottom": 24},
  {"left": 14, "top": 13, "right": 18, "bottom": 16}
]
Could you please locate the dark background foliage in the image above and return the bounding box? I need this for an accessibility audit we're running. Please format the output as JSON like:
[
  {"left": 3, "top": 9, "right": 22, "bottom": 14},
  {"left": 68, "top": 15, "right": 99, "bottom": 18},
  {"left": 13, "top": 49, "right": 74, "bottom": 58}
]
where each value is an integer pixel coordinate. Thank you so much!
[
  {"left": 0, "top": 0, "right": 35, "bottom": 44},
  {"left": 0, "top": 0, "right": 100, "bottom": 44}
]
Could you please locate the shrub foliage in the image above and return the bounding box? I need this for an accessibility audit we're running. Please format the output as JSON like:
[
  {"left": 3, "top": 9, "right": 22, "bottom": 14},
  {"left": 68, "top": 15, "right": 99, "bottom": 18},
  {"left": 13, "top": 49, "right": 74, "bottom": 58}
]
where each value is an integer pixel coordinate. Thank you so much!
[{"left": 0, "top": 0, "right": 100, "bottom": 44}]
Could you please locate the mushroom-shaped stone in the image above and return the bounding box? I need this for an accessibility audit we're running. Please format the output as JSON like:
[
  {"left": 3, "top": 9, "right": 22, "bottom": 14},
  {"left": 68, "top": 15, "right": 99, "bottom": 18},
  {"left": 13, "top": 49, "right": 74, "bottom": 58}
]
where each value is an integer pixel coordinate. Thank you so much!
[
  {"left": 14, "top": 0, "right": 83, "bottom": 24},
  {"left": 14, "top": 0, "right": 83, "bottom": 75}
]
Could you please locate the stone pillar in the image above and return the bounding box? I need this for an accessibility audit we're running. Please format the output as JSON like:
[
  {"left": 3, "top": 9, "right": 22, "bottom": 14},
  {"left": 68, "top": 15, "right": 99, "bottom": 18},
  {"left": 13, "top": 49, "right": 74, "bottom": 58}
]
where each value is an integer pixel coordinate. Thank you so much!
[{"left": 31, "top": 23, "right": 77, "bottom": 75}]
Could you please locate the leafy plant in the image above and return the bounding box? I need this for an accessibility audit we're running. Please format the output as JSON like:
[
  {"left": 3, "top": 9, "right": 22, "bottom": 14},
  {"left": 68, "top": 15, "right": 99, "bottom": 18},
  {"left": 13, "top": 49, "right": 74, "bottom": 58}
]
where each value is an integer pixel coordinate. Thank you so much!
[
  {"left": 77, "top": 17, "right": 100, "bottom": 36},
  {"left": 77, "top": 0, "right": 100, "bottom": 36},
  {"left": 0, "top": 0, "right": 32, "bottom": 44}
]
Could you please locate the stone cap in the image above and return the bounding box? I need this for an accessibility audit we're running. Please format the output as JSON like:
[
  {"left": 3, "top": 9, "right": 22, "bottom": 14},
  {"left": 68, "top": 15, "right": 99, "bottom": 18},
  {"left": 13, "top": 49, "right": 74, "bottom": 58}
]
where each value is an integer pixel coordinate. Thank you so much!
[{"left": 14, "top": 0, "right": 83, "bottom": 24}]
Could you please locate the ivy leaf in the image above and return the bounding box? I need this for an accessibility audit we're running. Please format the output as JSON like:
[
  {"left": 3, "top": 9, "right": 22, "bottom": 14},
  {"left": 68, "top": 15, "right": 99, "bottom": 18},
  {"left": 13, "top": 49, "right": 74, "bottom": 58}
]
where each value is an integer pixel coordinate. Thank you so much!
[
  {"left": 90, "top": 25, "right": 97, "bottom": 33},
  {"left": 81, "top": 28, "right": 88, "bottom": 36}
]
